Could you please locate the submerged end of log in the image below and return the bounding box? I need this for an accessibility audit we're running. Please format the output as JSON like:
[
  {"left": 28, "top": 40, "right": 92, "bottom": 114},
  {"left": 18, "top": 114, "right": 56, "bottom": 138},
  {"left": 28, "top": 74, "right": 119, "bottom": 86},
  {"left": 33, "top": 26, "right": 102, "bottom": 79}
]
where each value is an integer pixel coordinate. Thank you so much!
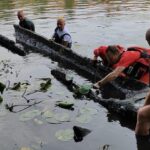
[{"left": 0, "top": 34, "right": 26, "bottom": 56}]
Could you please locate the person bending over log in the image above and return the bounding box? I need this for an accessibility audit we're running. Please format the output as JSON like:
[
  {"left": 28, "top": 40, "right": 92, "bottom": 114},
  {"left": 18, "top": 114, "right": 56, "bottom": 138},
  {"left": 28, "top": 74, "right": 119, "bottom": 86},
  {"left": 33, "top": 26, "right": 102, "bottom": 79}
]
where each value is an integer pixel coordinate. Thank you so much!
[
  {"left": 92, "top": 45, "right": 125, "bottom": 66},
  {"left": 17, "top": 10, "right": 35, "bottom": 32},
  {"left": 93, "top": 45, "right": 150, "bottom": 88},
  {"left": 135, "top": 28, "right": 150, "bottom": 137},
  {"left": 52, "top": 17, "right": 72, "bottom": 48}
]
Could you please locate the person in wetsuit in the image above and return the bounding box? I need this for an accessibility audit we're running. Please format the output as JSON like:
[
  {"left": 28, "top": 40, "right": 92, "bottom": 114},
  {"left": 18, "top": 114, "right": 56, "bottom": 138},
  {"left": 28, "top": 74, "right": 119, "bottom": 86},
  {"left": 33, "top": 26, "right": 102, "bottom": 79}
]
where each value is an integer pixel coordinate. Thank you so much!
[{"left": 17, "top": 10, "right": 35, "bottom": 32}]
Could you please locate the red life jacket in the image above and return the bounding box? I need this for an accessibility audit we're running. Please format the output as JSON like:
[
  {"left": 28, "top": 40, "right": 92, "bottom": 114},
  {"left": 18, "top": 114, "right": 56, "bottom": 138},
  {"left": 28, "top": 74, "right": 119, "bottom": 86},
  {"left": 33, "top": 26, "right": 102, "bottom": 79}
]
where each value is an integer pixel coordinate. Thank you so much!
[{"left": 124, "top": 46, "right": 150, "bottom": 83}]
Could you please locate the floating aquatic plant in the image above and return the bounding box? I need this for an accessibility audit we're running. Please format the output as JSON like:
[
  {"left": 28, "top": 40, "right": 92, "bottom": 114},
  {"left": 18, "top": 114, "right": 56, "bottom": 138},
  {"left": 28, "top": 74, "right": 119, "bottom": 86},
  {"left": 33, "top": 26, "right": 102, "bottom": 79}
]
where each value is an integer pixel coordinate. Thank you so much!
[
  {"left": 11, "top": 82, "right": 21, "bottom": 90},
  {"left": 76, "top": 114, "right": 92, "bottom": 124},
  {"left": 19, "top": 109, "right": 41, "bottom": 122},
  {"left": 55, "top": 129, "right": 74, "bottom": 141},
  {"left": 45, "top": 112, "right": 70, "bottom": 124},
  {"left": 78, "top": 84, "right": 92, "bottom": 95},
  {"left": 20, "top": 147, "right": 33, "bottom": 150},
  {"left": 34, "top": 118, "right": 43, "bottom": 125},
  {"left": 40, "top": 78, "right": 51, "bottom": 92},
  {"left": 42, "top": 110, "right": 54, "bottom": 118},
  {"left": 80, "top": 107, "right": 98, "bottom": 115},
  {"left": 56, "top": 100, "right": 74, "bottom": 110}
]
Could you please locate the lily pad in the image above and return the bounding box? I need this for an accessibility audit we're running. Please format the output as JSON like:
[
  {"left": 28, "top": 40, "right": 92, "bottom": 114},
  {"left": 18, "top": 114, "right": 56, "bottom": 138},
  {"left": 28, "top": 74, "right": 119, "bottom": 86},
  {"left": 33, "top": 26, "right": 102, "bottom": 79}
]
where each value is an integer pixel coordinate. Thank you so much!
[
  {"left": 76, "top": 114, "right": 92, "bottom": 124},
  {"left": 34, "top": 118, "right": 43, "bottom": 125},
  {"left": 45, "top": 118, "right": 60, "bottom": 124},
  {"left": 42, "top": 110, "right": 54, "bottom": 118},
  {"left": 54, "top": 113, "right": 70, "bottom": 122},
  {"left": 44, "top": 112, "right": 70, "bottom": 124},
  {"left": 20, "top": 147, "right": 33, "bottom": 150},
  {"left": 19, "top": 110, "right": 41, "bottom": 122},
  {"left": 78, "top": 84, "right": 92, "bottom": 95},
  {"left": 55, "top": 129, "right": 74, "bottom": 141},
  {"left": 80, "top": 107, "right": 98, "bottom": 115}
]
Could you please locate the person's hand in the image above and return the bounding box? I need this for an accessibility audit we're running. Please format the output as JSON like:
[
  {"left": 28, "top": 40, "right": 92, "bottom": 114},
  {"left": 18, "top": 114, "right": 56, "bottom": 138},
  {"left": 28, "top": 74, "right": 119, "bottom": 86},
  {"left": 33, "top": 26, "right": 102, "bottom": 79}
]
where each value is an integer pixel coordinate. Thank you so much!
[
  {"left": 91, "top": 59, "right": 98, "bottom": 67},
  {"left": 93, "top": 82, "right": 101, "bottom": 89}
]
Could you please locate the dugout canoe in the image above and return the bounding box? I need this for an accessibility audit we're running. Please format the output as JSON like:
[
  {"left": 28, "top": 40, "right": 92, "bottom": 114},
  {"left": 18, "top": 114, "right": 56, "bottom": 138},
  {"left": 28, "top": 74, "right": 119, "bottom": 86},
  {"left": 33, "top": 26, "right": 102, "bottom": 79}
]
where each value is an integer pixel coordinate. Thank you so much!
[{"left": 13, "top": 24, "right": 149, "bottom": 100}]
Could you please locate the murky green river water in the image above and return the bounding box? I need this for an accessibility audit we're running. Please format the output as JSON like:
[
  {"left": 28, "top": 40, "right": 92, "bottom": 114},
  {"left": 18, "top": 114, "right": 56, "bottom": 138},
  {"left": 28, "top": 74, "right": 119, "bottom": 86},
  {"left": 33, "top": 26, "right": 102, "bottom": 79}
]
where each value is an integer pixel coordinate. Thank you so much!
[{"left": 0, "top": 0, "right": 150, "bottom": 150}]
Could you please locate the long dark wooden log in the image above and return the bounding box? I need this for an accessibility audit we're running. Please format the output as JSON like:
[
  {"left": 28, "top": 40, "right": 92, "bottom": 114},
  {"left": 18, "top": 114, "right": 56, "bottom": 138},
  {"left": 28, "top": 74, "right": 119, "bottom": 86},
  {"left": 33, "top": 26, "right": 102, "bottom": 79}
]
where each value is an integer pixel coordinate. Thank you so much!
[
  {"left": 51, "top": 69, "right": 146, "bottom": 120},
  {"left": 0, "top": 34, "right": 26, "bottom": 56}
]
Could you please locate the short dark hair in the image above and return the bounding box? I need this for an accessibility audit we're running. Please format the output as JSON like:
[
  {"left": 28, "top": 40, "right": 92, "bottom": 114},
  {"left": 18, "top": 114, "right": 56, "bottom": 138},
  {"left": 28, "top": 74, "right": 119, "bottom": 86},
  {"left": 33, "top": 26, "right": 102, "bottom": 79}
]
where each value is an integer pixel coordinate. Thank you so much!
[
  {"left": 106, "top": 45, "right": 119, "bottom": 55},
  {"left": 146, "top": 29, "right": 150, "bottom": 46}
]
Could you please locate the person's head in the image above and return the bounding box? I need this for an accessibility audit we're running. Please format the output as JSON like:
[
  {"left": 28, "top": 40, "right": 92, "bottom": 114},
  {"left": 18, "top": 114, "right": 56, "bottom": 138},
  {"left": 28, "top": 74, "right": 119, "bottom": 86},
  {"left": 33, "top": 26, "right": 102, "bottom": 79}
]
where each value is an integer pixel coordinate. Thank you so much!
[
  {"left": 94, "top": 46, "right": 108, "bottom": 65},
  {"left": 105, "top": 45, "right": 121, "bottom": 65},
  {"left": 146, "top": 28, "right": 150, "bottom": 46},
  {"left": 57, "top": 17, "right": 65, "bottom": 31},
  {"left": 17, "top": 10, "right": 25, "bottom": 21}
]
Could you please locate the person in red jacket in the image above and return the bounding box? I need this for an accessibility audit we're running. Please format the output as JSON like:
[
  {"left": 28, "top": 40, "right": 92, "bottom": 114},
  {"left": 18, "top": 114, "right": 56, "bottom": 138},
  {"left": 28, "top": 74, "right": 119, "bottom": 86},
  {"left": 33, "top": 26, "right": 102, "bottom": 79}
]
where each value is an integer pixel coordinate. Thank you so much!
[
  {"left": 93, "top": 45, "right": 150, "bottom": 88},
  {"left": 135, "top": 29, "right": 150, "bottom": 137}
]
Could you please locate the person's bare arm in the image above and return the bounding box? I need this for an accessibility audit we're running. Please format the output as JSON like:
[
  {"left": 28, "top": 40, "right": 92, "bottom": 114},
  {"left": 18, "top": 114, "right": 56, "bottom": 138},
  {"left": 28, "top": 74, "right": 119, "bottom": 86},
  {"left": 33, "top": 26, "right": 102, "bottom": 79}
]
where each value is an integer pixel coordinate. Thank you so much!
[
  {"left": 94, "top": 66, "right": 125, "bottom": 87},
  {"left": 144, "top": 91, "right": 150, "bottom": 106}
]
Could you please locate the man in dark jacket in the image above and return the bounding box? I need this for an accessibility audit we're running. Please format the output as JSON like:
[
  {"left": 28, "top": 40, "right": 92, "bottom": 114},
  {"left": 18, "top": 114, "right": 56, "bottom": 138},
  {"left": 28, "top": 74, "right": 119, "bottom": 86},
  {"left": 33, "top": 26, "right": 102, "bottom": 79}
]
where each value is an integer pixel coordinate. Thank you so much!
[{"left": 17, "top": 10, "right": 35, "bottom": 32}]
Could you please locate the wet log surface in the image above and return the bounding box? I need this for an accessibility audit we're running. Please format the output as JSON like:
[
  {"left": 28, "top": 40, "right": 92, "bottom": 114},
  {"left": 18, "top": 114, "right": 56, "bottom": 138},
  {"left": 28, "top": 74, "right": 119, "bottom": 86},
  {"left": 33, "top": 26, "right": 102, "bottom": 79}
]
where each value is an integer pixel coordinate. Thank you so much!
[
  {"left": 0, "top": 34, "right": 26, "bottom": 56},
  {"left": 51, "top": 69, "right": 146, "bottom": 120}
]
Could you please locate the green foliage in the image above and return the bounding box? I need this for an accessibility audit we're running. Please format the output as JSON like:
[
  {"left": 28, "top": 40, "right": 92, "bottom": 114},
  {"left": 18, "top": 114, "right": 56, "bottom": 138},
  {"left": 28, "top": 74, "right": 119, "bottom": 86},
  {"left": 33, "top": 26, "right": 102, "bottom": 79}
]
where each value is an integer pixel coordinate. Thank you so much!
[
  {"left": 11, "top": 82, "right": 21, "bottom": 90},
  {"left": 78, "top": 84, "right": 92, "bottom": 95},
  {"left": 56, "top": 100, "right": 74, "bottom": 109},
  {"left": 40, "top": 78, "right": 51, "bottom": 92}
]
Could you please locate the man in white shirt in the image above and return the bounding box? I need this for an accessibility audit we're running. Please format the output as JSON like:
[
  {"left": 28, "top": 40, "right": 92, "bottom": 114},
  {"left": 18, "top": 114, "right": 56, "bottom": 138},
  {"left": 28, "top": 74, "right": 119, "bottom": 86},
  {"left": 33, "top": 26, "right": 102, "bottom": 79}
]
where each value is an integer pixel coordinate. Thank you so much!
[{"left": 52, "top": 18, "right": 72, "bottom": 48}]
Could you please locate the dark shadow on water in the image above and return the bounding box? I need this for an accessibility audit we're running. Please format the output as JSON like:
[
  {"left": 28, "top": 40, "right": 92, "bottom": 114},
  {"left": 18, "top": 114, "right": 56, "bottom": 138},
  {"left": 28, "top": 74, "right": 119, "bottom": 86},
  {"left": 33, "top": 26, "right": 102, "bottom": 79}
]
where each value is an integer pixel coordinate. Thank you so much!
[
  {"left": 107, "top": 112, "right": 136, "bottom": 130},
  {"left": 136, "top": 135, "right": 150, "bottom": 150},
  {"left": 73, "top": 126, "right": 91, "bottom": 142},
  {"left": 107, "top": 112, "right": 150, "bottom": 150}
]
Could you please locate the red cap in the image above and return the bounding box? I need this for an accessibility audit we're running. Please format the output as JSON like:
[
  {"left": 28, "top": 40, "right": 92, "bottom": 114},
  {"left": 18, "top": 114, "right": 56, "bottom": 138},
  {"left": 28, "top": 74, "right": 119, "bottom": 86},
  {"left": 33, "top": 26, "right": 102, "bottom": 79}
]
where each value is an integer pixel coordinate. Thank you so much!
[{"left": 94, "top": 46, "right": 108, "bottom": 58}]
